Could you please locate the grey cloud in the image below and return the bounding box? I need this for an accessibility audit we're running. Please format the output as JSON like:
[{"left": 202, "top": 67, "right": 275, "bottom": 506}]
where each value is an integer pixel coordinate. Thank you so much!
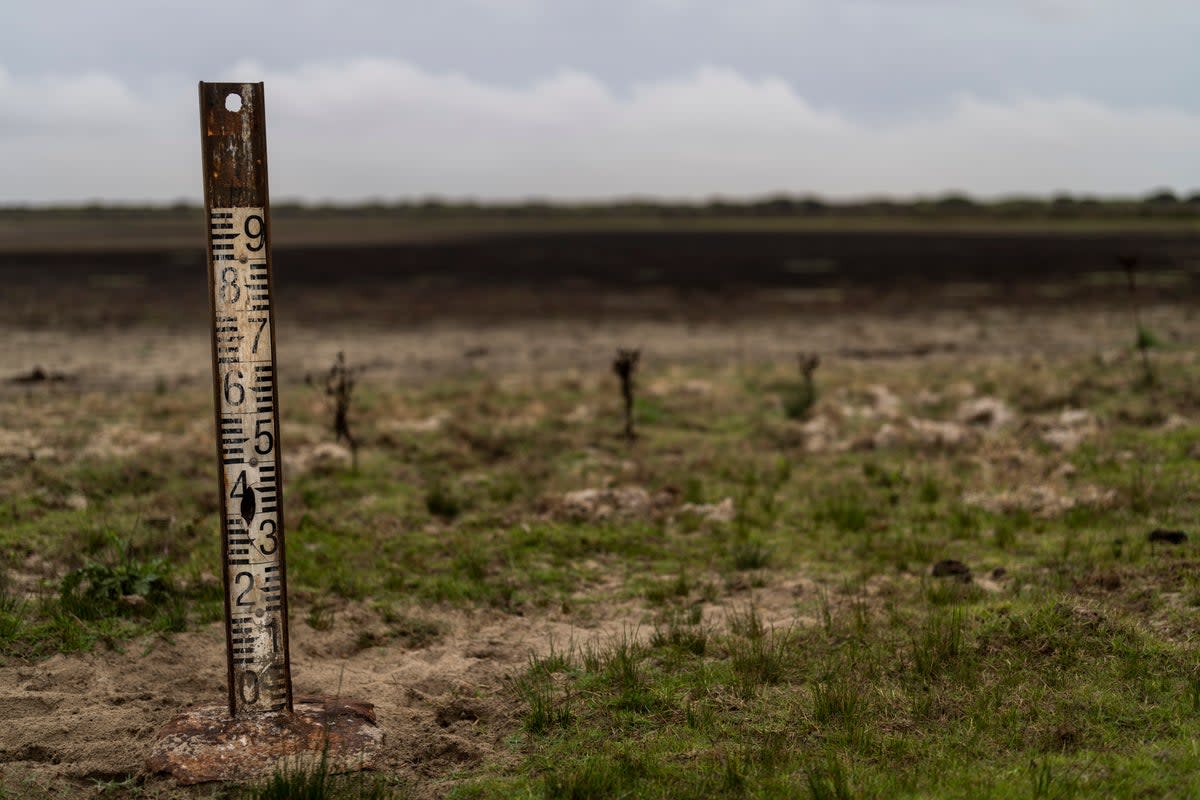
[{"left": 2, "top": 60, "right": 1197, "bottom": 203}]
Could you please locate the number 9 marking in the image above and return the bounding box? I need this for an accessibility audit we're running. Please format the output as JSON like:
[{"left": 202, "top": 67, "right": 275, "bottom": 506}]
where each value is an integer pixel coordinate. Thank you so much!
[{"left": 244, "top": 215, "right": 265, "bottom": 252}]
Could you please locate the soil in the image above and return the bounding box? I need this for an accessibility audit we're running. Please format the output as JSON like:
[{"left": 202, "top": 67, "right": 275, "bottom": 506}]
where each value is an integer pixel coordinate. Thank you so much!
[
  {"left": 3, "top": 227, "right": 1199, "bottom": 794},
  {"left": 0, "top": 588, "right": 811, "bottom": 796}
]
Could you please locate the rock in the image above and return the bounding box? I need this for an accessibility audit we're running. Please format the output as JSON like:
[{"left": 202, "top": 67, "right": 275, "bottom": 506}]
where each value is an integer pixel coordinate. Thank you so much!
[
  {"left": 383, "top": 412, "right": 450, "bottom": 434},
  {"left": 868, "top": 423, "right": 904, "bottom": 449},
  {"left": 909, "top": 418, "right": 970, "bottom": 448},
  {"left": 799, "top": 414, "right": 843, "bottom": 453},
  {"left": 796, "top": 417, "right": 844, "bottom": 453},
  {"left": 565, "top": 404, "right": 593, "bottom": 424},
  {"left": 865, "top": 385, "right": 902, "bottom": 419},
  {"left": 1148, "top": 529, "right": 1188, "bottom": 545},
  {"left": 561, "top": 487, "right": 651, "bottom": 521},
  {"left": 914, "top": 389, "right": 942, "bottom": 408},
  {"left": 1051, "top": 462, "right": 1077, "bottom": 480},
  {"left": 1040, "top": 408, "right": 1097, "bottom": 452},
  {"left": 310, "top": 442, "right": 353, "bottom": 469},
  {"left": 1161, "top": 414, "right": 1191, "bottom": 432},
  {"left": 957, "top": 397, "right": 1014, "bottom": 430},
  {"left": 679, "top": 497, "right": 735, "bottom": 523},
  {"left": 947, "top": 381, "right": 976, "bottom": 399},
  {"left": 963, "top": 484, "right": 1116, "bottom": 517},
  {"left": 120, "top": 594, "right": 148, "bottom": 611},
  {"left": 931, "top": 559, "right": 972, "bottom": 582}
]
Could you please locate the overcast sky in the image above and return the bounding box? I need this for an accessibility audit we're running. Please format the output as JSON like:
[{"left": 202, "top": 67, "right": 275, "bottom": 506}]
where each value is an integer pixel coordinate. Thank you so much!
[{"left": 3, "top": 0, "right": 1199, "bottom": 204}]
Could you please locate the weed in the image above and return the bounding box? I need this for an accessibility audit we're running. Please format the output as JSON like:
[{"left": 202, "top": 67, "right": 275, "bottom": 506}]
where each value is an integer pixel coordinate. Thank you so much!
[
  {"left": 325, "top": 351, "right": 361, "bottom": 469},
  {"left": 528, "top": 642, "right": 572, "bottom": 677},
  {"left": 242, "top": 746, "right": 396, "bottom": 799},
  {"left": 911, "top": 607, "right": 967, "bottom": 680},
  {"left": 424, "top": 480, "right": 463, "bottom": 520},
  {"left": 814, "top": 487, "right": 871, "bottom": 534},
  {"left": 612, "top": 348, "right": 640, "bottom": 441},
  {"left": 917, "top": 475, "right": 941, "bottom": 504},
  {"left": 643, "top": 569, "right": 691, "bottom": 604},
  {"left": 781, "top": 353, "right": 820, "bottom": 420},
  {"left": 543, "top": 751, "right": 649, "bottom": 799},
  {"left": 923, "top": 577, "right": 984, "bottom": 606},
  {"left": 520, "top": 681, "right": 574, "bottom": 735},
  {"left": 726, "top": 608, "right": 793, "bottom": 691},
  {"left": 806, "top": 759, "right": 852, "bottom": 800},
  {"left": 1119, "top": 253, "right": 1156, "bottom": 388},
  {"left": 58, "top": 545, "right": 174, "bottom": 621},
  {"left": 306, "top": 604, "right": 335, "bottom": 631},
  {"left": 379, "top": 608, "right": 444, "bottom": 648},
  {"left": 650, "top": 608, "right": 707, "bottom": 656},
  {"left": 812, "top": 675, "right": 863, "bottom": 725},
  {"left": 731, "top": 538, "right": 772, "bottom": 570}
]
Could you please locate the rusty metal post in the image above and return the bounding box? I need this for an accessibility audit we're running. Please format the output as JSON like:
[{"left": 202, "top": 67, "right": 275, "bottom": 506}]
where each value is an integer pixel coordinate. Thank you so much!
[
  {"left": 199, "top": 82, "right": 293, "bottom": 717},
  {"left": 148, "top": 83, "right": 381, "bottom": 783}
]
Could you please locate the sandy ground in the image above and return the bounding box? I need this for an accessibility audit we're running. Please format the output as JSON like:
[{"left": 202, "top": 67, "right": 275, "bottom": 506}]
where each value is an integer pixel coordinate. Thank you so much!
[{"left": 0, "top": 583, "right": 811, "bottom": 796}]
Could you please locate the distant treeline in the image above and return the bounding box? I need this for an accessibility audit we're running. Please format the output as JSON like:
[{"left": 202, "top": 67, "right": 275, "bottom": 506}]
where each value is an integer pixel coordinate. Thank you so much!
[{"left": 5, "top": 190, "right": 1200, "bottom": 220}]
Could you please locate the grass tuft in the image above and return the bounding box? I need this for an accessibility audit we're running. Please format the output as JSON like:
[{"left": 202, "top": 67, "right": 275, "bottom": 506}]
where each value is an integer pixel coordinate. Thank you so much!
[{"left": 242, "top": 748, "right": 397, "bottom": 800}]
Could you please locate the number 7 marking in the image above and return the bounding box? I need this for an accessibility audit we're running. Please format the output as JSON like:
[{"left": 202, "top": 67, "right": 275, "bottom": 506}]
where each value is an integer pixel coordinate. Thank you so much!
[{"left": 251, "top": 317, "right": 268, "bottom": 354}]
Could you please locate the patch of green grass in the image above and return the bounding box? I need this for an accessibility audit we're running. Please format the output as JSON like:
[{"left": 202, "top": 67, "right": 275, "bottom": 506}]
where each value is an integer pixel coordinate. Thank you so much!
[
  {"left": 813, "top": 485, "right": 872, "bottom": 534},
  {"left": 379, "top": 607, "right": 445, "bottom": 648},
  {"left": 240, "top": 748, "right": 400, "bottom": 799},
  {"left": 455, "top": 583, "right": 1200, "bottom": 797},
  {"left": 0, "top": 534, "right": 201, "bottom": 658},
  {"left": 731, "top": 538, "right": 773, "bottom": 570},
  {"left": 425, "top": 479, "right": 465, "bottom": 520}
]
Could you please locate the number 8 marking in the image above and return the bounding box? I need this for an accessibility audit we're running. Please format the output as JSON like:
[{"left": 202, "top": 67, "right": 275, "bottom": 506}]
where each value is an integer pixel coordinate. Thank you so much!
[{"left": 220, "top": 266, "right": 240, "bottom": 304}]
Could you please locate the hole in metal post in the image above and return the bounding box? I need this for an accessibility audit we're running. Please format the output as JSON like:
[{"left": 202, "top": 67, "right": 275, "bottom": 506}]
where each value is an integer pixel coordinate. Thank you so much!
[{"left": 224, "top": 93, "right": 243, "bottom": 112}]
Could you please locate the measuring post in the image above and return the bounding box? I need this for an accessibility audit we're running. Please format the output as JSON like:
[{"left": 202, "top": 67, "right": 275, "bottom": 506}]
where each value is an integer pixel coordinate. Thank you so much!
[
  {"left": 199, "top": 82, "right": 292, "bottom": 717},
  {"left": 148, "top": 83, "right": 380, "bottom": 784}
]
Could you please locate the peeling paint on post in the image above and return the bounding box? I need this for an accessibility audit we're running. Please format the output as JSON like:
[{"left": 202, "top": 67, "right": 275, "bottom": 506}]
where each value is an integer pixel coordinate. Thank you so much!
[{"left": 199, "top": 82, "right": 293, "bottom": 717}]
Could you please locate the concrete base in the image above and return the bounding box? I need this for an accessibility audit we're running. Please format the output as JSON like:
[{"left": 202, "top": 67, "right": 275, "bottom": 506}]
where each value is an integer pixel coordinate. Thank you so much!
[{"left": 147, "top": 696, "right": 383, "bottom": 785}]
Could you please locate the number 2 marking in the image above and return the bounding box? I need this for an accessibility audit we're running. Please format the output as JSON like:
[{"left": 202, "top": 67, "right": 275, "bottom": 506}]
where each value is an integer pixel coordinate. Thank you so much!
[{"left": 234, "top": 571, "right": 255, "bottom": 606}]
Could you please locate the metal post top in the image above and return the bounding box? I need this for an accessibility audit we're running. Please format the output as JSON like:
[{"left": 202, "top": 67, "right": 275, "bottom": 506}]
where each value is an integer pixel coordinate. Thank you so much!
[{"left": 198, "top": 82, "right": 270, "bottom": 212}]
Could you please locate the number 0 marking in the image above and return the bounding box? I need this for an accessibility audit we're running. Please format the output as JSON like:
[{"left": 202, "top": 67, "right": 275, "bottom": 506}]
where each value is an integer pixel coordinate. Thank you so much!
[{"left": 238, "top": 669, "right": 260, "bottom": 704}]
